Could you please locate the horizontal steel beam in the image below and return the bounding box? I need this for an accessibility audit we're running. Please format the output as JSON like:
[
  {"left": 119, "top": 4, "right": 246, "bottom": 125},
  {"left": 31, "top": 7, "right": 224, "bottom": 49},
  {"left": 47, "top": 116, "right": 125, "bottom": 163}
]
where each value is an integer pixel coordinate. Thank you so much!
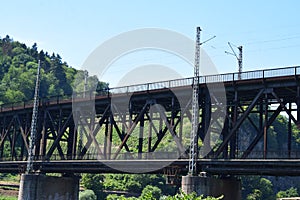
[{"left": 1, "top": 159, "right": 300, "bottom": 176}]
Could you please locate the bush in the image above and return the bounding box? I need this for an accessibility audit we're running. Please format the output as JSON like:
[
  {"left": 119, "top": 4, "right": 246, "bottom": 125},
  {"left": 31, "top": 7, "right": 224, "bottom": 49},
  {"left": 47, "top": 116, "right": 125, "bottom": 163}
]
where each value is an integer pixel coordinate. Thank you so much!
[
  {"left": 81, "top": 174, "right": 105, "bottom": 200},
  {"left": 106, "top": 194, "right": 138, "bottom": 200},
  {"left": 163, "top": 190, "right": 223, "bottom": 200},
  {"left": 126, "top": 180, "right": 142, "bottom": 193},
  {"left": 140, "top": 185, "right": 162, "bottom": 200},
  {"left": 79, "top": 190, "right": 97, "bottom": 200},
  {"left": 277, "top": 187, "right": 299, "bottom": 198},
  {"left": 247, "top": 189, "right": 261, "bottom": 200}
]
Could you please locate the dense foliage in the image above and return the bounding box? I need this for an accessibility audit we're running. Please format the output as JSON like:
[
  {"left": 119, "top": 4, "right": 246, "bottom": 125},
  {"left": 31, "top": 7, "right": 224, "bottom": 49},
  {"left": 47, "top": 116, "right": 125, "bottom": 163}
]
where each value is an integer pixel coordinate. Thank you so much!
[
  {"left": 0, "top": 35, "right": 70, "bottom": 104},
  {"left": 0, "top": 35, "right": 107, "bottom": 105},
  {"left": 80, "top": 174, "right": 219, "bottom": 199},
  {"left": 81, "top": 174, "right": 106, "bottom": 200},
  {"left": 243, "top": 177, "right": 274, "bottom": 200},
  {"left": 105, "top": 189, "right": 223, "bottom": 200},
  {"left": 277, "top": 187, "right": 299, "bottom": 198},
  {"left": 79, "top": 190, "right": 97, "bottom": 200},
  {"left": 103, "top": 174, "right": 176, "bottom": 195}
]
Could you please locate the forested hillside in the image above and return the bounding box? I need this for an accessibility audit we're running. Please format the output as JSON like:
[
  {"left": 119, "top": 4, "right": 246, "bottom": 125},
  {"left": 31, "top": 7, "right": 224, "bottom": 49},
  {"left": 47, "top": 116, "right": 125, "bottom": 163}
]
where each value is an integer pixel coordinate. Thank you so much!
[{"left": 0, "top": 35, "right": 107, "bottom": 105}]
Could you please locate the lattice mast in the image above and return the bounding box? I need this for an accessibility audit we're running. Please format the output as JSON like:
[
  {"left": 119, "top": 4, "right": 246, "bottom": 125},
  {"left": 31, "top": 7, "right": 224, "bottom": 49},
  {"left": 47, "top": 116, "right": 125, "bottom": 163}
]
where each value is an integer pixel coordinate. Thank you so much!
[
  {"left": 189, "top": 27, "right": 201, "bottom": 175},
  {"left": 26, "top": 60, "right": 41, "bottom": 174},
  {"left": 238, "top": 46, "right": 243, "bottom": 79},
  {"left": 225, "top": 42, "right": 243, "bottom": 80}
]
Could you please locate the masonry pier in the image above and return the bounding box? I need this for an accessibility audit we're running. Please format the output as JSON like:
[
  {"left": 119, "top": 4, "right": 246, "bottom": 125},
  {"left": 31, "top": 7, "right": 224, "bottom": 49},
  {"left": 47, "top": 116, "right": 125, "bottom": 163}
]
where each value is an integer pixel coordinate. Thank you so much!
[
  {"left": 18, "top": 174, "right": 79, "bottom": 200},
  {"left": 182, "top": 175, "right": 241, "bottom": 200}
]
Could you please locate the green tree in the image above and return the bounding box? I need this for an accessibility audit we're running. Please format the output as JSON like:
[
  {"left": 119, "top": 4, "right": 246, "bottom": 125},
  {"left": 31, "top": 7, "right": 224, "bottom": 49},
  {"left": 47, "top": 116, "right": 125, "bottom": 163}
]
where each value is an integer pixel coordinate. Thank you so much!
[
  {"left": 0, "top": 55, "right": 12, "bottom": 80},
  {"left": 258, "top": 178, "right": 274, "bottom": 200},
  {"left": 246, "top": 189, "right": 262, "bottom": 200},
  {"left": 106, "top": 190, "right": 223, "bottom": 200},
  {"left": 140, "top": 185, "right": 161, "bottom": 200},
  {"left": 163, "top": 190, "right": 223, "bottom": 200},
  {"left": 277, "top": 187, "right": 299, "bottom": 198},
  {"left": 103, "top": 174, "right": 176, "bottom": 196},
  {"left": 2, "top": 35, "right": 13, "bottom": 56},
  {"left": 81, "top": 174, "right": 105, "bottom": 200},
  {"left": 79, "top": 190, "right": 97, "bottom": 200},
  {"left": 106, "top": 194, "right": 138, "bottom": 200},
  {"left": 0, "top": 36, "right": 85, "bottom": 104},
  {"left": 242, "top": 176, "right": 275, "bottom": 200}
]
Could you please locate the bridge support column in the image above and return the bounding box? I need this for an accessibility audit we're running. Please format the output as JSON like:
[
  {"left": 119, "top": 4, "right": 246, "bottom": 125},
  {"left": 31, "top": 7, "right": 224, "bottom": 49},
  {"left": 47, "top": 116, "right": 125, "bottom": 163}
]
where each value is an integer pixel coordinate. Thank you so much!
[
  {"left": 18, "top": 174, "right": 79, "bottom": 200},
  {"left": 182, "top": 175, "right": 241, "bottom": 200}
]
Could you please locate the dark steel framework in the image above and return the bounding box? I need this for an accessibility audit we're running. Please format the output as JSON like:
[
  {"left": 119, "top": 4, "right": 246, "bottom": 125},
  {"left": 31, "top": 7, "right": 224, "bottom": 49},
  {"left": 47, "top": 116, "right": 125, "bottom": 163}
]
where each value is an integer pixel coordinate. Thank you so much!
[{"left": 1, "top": 66, "right": 300, "bottom": 175}]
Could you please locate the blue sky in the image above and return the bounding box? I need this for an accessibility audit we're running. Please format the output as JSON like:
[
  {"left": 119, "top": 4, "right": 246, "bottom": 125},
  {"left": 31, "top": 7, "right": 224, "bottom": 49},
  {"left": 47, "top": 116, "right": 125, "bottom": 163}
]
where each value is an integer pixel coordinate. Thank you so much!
[{"left": 1, "top": 1, "right": 300, "bottom": 85}]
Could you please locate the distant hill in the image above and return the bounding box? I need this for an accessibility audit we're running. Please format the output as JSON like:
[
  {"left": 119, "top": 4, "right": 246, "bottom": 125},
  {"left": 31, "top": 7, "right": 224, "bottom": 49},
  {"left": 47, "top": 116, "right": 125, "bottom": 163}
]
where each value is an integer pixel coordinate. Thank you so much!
[{"left": 0, "top": 35, "right": 107, "bottom": 105}]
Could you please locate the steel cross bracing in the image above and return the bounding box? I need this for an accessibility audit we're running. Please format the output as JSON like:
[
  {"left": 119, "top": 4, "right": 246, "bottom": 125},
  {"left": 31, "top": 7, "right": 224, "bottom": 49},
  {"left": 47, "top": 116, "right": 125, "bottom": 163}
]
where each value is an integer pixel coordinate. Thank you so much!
[{"left": 0, "top": 67, "right": 300, "bottom": 175}]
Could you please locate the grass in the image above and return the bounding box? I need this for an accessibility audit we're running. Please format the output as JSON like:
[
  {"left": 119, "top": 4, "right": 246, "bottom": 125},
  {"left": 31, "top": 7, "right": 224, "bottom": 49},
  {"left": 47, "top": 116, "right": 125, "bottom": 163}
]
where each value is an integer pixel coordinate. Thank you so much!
[{"left": 0, "top": 196, "right": 17, "bottom": 200}]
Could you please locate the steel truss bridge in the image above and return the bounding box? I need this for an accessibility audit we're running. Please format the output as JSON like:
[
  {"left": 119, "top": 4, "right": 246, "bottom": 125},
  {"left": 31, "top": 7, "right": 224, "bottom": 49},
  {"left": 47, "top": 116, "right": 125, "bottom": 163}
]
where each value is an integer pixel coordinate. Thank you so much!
[{"left": 1, "top": 66, "right": 300, "bottom": 176}]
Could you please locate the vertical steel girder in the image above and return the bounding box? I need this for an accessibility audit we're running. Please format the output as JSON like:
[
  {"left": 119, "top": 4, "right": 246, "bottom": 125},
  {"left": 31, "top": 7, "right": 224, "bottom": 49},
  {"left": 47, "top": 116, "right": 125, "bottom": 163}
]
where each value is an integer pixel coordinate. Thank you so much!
[
  {"left": 214, "top": 84, "right": 300, "bottom": 159},
  {"left": 214, "top": 89, "right": 265, "bottom": 157},
  {"left": 241, "top": 105, "right": 281, "bottom": 159},
  {"left": 0, "top": 114, "right": 30, "bottom": 161}
]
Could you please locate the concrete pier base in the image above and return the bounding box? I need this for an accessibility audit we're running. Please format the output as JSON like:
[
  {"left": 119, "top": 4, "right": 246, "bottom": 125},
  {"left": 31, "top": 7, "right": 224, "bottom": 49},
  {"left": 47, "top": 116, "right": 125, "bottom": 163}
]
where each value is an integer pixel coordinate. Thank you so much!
[
  {"left": 182, "top": 175, "right": 241, "bottom": 200},
  {"left": 18, "top": 174, "right": 79, "bottom": 200}
]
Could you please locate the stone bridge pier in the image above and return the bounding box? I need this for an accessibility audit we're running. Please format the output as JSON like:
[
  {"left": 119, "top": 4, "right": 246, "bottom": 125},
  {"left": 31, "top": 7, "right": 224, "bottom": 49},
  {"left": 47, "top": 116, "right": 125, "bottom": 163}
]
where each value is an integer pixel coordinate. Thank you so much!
[
  {"left": 182, "top": 175, "right": 241, "bottom": 200},
  {"left": 18, "top": 174, "right": 79, "bottom": 200}
]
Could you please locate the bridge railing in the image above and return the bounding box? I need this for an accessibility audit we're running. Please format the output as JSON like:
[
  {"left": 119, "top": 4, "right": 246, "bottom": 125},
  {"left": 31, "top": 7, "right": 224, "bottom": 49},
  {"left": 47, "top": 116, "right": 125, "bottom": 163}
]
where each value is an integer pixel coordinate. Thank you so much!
[
  {"left": 1, "top": 66, "right": 300, "bottom": 112},
  {"left": 0, "top": 94, "right": 72, "bottom": 112},
  {"left": 108, "top": 65, "right": 300, "bottom": 95},
  {"left": 109, "top": 77, "right": 194, "bottom": 95}
]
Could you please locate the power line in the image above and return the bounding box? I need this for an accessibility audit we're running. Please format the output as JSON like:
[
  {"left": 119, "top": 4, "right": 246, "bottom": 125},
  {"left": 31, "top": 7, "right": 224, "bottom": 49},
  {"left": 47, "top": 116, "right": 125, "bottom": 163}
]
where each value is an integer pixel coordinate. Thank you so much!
[{"left": 245, "top": 35, "right": 300, "bottom": 45}]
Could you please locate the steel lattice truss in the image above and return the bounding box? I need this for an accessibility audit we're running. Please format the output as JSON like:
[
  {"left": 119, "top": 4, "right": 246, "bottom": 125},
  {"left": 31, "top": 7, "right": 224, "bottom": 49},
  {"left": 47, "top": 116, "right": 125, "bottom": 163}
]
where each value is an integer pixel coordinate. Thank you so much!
[{"left": 0, "top": 67, "right": 300, "bottom": 175}]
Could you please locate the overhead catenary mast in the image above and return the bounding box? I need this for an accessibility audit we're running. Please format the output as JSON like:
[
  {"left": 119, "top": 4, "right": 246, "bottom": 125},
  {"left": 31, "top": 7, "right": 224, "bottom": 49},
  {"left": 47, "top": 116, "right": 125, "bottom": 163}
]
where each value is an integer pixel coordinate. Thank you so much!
[
  {"left": 26, "top": 60, "right": 41, "bottom": 174},
  {"left": 189, "top": 27, "right": 201, "bottom": 175},
  {"left": 189, "top": 27, "right": 216, "bottom": 176},
  {"left": 225, "top": 42, "right": 243, "bottom": 79}
]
